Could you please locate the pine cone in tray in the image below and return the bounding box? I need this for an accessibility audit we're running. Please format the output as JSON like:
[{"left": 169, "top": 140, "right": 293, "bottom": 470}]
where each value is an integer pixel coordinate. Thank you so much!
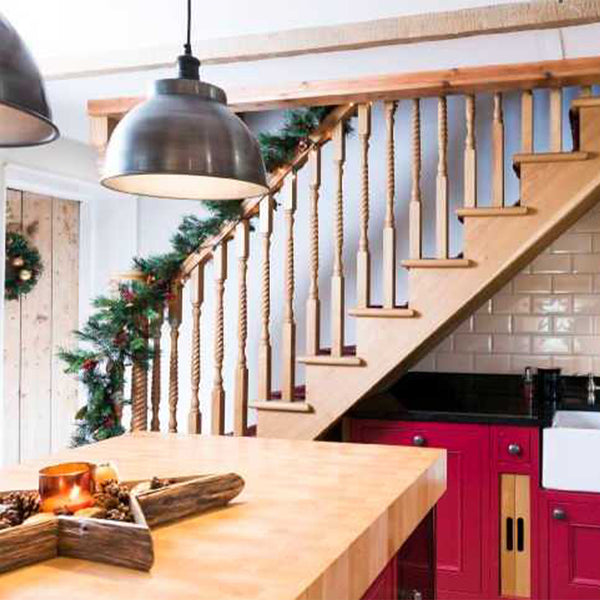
[
  {"left": 93, "top": 480, "right": 133, "bottom": 523},
  {"left": 0, "top": 491, "right": 41, "bottom": 528}
]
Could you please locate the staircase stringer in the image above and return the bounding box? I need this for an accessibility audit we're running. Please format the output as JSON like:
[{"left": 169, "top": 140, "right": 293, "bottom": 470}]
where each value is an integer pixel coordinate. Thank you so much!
[{"left": 258, "top": 152, "right": 600, "bottom": 440}]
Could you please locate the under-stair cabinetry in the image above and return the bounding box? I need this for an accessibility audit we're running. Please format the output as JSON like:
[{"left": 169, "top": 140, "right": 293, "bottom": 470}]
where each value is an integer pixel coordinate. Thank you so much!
[
  {"left": 349, "top": 419, "right": 540, "bottom": 600},
  {"left": 541, "top": 491, "right": 600, "bottom": 599}
]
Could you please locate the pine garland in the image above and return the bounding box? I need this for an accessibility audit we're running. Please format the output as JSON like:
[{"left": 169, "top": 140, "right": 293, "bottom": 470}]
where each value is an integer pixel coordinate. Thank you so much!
[{"left": 60, "top": 106, "right": 337, "bottom": 445}]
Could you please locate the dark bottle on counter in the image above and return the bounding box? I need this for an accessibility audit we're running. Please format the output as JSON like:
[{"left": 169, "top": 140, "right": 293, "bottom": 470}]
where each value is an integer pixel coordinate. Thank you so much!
[
  {"left": 536, "top": 367, "right": 562, "bottom": 418},
  {"left": 522, "top": 366, "right": 534, "bottom": 416}
]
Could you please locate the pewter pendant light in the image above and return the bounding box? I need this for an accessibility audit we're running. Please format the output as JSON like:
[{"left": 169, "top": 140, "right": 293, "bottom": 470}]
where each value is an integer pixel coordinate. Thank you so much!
[
  {"left": 0, "top": 13, "right": 59, "bottom": 147},
  {"left": 101, "top": 0, "right": 268, "bottom": 201}
]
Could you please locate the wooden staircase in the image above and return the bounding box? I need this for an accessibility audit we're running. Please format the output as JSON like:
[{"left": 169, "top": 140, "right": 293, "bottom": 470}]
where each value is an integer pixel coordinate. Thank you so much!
[
  {"left": 257, "top": 95, "right": 600, "bottom": 440},
  {"left": 89, "top": 58, "right": 600, "bottom": 441}
]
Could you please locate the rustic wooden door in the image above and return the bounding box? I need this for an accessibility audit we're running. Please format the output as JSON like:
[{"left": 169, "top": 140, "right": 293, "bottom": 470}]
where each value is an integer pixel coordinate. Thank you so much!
[{"left": 3, "top": 188, "right": 80, "bottom": 464}]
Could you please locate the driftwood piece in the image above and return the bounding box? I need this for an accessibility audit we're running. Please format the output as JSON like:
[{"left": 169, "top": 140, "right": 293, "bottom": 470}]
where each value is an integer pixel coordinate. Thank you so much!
[
  {"left": 135, "top": 473, "right": 245, "bottom": 527},
  {"left": 57, "top": 494, "right": 153, "bottom": 571},
  {"left": 0, "top": 515, "right": 58, "bottom": 574}
]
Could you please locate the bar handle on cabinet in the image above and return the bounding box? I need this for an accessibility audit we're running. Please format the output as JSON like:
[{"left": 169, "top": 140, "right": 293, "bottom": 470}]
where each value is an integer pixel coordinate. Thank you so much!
[
  {"left": 412, "top": 435, "right": 426, "bottom": 447},
  {"left": 517, "top": 517, "right": 525, "bottom": 552},
  {"left": 553, "top": 508, "right": 567, "bottom": 520},
  {"left": 506, "top": 517, "right": 514, "bottom": 551}
]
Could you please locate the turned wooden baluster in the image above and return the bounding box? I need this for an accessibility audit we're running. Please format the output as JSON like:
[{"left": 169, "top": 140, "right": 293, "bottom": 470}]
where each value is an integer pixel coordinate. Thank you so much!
[
  {"left": 492, "top": 92, "right": 505, "bottom": 208},
  {"left": 550, "top": 87, "right": 562, "bottom": 152},
  {"left": 383, "top": 101, "right": 397, "bottom": 307},
  {"left": 357, "top": 103, "right": 371, "bottom": 309},
  {"left": 409, "top": 98, "right": 422, "bottom": 260},
  {"left": 306, "top": 146, "right": 321, "bottom": 355},
  {"left": 521, "top": 90, "right": 534, "bottom": 153},
  {"left": 464, "top": 94, "right": 477, "bottom": 208},
  {"left": 211, "top": 243, "right": 228, "bottom": 435},
  {"left": 188, "top": 263, "right": 204, "bottom": 434},
  {"left": 130, "top": 316, "right": 148, "bottom": 432},
  {"left": 258, "top": 196, "right": 272, "bottom": 401},
  {"left": 150, "top": 310, "right": 163, "bottom": 432},
  {"left": 281, "top": 174, "right": 297, "bottom": 400},
  {"left": 168, "top": 283, "right": 183, "bottom": 433},
  {"left": 331, "top": 120, "right": 346, "bottom": 357},
  {"left": 437, "top": 96, "right": 449, "bottom": 259},
  {"left": 234, "top": 220, "right": 249, "bottom": 434}
]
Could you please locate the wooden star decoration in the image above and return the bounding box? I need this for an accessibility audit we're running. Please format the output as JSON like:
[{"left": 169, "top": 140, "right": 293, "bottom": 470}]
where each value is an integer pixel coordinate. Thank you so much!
[{"left": 0, "top": 473, "right": 244, "bottom": 574}]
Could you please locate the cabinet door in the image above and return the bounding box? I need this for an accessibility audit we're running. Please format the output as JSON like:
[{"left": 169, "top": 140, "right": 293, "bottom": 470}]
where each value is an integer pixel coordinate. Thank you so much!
[
  {"left": 351, "top": 420, "right": 489, "bottom": 597},
  {"left": 548, "top": 495, "right": 600, "bottom": 599},
  {"left": 361, "top": 556, "right": 398, "bottom": 600}
]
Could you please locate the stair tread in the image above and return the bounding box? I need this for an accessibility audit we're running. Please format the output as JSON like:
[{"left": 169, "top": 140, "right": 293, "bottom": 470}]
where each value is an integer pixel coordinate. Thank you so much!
[
  {"left": 571, "top": 97, "right": 600, "bottom": 110},
  {"left": 297, "top": 353, "right": 364, "bottom": 366},
  {"left": 402, "top": 258, "right": 473, "bottom": 268},
  {"left": 456, "top": 206, "right": 530, "bottom": 220},
  {"left": 513, "top": 151, "right": 590, "bottom": 176},
  {"left": 250, "top": 400, "right": 314, "bottom": 413},
  {"left": 348, "top": 306, "right": 417, "bottom": 318}
]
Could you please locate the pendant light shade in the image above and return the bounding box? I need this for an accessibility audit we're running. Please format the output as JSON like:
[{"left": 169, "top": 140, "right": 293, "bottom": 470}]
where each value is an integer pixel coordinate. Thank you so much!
[
  {"left": 101, "top": 75, "right": 268, "bottom": 200},
  {"left": 0, "top": 14, "right": 59, "bottom": 147}
]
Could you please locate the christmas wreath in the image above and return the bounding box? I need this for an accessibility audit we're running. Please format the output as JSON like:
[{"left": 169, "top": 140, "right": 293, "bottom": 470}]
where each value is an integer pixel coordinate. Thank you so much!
[{"left": 5, "top": 231, "right": 43, "bottom": 301}]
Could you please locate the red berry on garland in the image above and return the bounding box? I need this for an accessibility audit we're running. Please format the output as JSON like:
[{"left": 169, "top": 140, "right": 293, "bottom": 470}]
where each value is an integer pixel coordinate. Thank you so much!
[
  {"left": 120, "top": 288, "right": 136, "bottom": 304},
  {"left": 82, "top": 359, "right": 97, "bottom": 372}
]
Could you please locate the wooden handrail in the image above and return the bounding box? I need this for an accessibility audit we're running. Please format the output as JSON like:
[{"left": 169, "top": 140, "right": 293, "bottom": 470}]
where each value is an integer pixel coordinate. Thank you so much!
[
  {"left": 178, "top": 103, "right": 356, "bottom": 279},
  {"left": 88, "top": 56, "right": 600, "bottom": 119}
]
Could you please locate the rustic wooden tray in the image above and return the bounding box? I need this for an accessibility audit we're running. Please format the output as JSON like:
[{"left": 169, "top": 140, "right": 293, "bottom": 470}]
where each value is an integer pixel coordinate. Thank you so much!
[{"left": 0, "top": 472, "right": 244, "bottom": 574}]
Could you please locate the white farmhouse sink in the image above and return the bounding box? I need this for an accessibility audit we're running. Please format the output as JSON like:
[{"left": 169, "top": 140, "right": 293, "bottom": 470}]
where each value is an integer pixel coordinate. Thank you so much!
[{"left": 543, "top": 410, "right": 600, "bottom": 493}]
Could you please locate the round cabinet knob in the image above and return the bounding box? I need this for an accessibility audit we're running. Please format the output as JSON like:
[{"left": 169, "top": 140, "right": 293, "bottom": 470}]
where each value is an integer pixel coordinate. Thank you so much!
[
  {"left": 553, "top": 508, "right": 567, "bottom": 520},
  {"left": 413, "top": 435, "right": 426, "bottom": 447},
  {"left": 508, "top": 443, "right": 521, "bottom": 456}
]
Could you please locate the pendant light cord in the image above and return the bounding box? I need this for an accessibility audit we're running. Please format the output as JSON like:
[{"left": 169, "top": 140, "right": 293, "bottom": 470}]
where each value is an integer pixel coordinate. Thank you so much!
[
  {"left": 178, "top": 0, "right": 199, "bottom": 79},
  {"left": 184, "top": 0, "right": 192, "bottom": 55}
]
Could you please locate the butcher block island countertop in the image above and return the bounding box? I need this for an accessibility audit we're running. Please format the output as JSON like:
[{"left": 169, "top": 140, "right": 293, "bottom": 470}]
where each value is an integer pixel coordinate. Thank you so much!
[{"left": 0, "top": 433, "right": 446, "bottom": 600}]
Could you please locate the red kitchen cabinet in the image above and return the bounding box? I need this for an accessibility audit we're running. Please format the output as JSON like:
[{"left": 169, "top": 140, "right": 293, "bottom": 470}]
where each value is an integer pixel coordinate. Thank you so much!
[
  {"left": 541, "top": 490, "right": 600, "bottom": 599},
  {"left": 361, "top": 555, "right": 398, "bottom": 600},
  {"left": 350, "top": 420, "right": 491, "bottom": 599}
]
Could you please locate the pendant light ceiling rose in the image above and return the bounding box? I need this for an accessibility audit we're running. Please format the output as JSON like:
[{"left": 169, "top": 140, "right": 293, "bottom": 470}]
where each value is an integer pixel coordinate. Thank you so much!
[
  {"left": 100, "top": 0, "right": 268, "bottom": 201},
  {"left": 0, "top": 14, "right": 59, "bottom": 147}
]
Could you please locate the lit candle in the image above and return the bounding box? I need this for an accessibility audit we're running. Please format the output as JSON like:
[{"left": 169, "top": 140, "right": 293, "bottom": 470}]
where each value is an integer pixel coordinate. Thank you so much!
[{"left": 39, "top": 462, "right": 95, "bottom": 513}]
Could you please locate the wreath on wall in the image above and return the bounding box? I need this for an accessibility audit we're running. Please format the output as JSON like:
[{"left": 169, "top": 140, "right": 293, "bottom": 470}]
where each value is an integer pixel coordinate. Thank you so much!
[{"left": 4, "top": 230, "right": 43, "bottom": 301}]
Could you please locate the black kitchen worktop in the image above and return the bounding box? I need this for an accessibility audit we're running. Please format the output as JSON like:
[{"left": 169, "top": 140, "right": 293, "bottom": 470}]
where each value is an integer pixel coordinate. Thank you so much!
[{"left": 349, "top": 372, "right": 554, "bottom": 427}]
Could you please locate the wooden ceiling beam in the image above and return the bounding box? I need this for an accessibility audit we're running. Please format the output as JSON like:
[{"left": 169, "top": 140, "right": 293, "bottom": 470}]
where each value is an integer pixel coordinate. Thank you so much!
[
  {"left": 48, "top": 1, "right": 600, "bottom": 80},
  {"left": 88, "top": 55, "right": 600, "bottom": 120}
]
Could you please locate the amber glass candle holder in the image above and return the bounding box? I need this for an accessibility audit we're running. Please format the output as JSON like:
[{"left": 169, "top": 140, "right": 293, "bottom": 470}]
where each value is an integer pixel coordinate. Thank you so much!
[{"left": 39, "top": 462, "right": 96, "bottom": 513}]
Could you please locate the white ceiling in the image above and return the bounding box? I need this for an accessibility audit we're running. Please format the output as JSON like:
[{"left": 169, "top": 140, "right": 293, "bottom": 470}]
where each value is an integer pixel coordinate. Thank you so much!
[{"left": 2, "top": 0, "right": 526, "bottom": 64}]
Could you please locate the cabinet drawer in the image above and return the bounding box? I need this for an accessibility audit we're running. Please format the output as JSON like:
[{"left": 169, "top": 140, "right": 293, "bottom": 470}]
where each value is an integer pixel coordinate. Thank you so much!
[{"left": 494, "top": 426, "right": 534, "bottom": 466}]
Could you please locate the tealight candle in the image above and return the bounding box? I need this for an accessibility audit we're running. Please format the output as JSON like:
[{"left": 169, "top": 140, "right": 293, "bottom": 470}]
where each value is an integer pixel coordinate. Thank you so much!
[{"left": 39, "top": 462, "right": 96, "bottom": 513}]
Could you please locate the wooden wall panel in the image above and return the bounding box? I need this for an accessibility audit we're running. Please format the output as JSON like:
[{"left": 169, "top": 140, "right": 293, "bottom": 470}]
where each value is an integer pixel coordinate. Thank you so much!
[
  {"left": 3, "top": 191, "right": 80, "bottom": 463},
  {"left": 51, "top": 198, "right": 80, "bottom": 452},
  {"left": 20, "top": 192, "right": 53, "bottom": 461},
  {"left": 3, "top": 189, "right": 23, "bottom": 465}
]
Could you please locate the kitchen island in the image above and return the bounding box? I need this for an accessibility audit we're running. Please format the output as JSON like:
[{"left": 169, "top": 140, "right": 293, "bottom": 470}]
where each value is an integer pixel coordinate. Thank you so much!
[{"left": 0, "top": 433, "right": 445, "bottom": 600}]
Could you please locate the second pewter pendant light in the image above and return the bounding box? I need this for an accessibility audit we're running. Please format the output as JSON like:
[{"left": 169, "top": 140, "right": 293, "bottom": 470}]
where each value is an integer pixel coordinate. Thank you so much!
[{"left": 101, "top": 0, "right": 268, "bottom": 201}]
